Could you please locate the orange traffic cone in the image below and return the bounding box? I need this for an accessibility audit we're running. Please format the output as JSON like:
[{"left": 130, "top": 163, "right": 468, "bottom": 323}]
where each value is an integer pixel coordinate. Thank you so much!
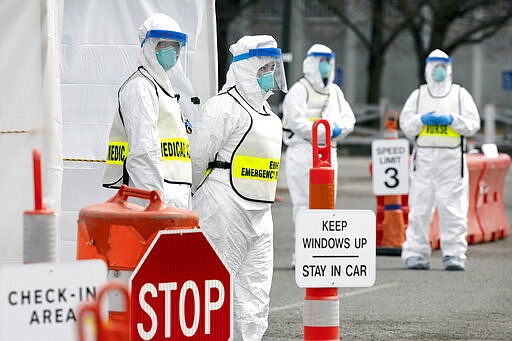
[{"left": 377, "top": 110, "right": 406, "bottom": 256}]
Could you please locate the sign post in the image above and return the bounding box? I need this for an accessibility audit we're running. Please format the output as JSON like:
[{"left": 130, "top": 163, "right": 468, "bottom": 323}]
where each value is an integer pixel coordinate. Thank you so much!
[
  {"left": 371, "top": 138, "right": 409, "bottom": 196},
  {"left": 295, "top": 210, "right": 376, "bottom": 288},
  {"left": 130, "top": 230, "right": 232, "bottom": 340}
]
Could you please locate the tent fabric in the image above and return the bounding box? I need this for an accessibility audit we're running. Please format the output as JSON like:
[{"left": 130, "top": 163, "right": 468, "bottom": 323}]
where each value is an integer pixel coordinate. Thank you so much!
[
  {"left": 0, "top": 0, "right": 217, "bottom": 263},
  {"left": 0, "top": 0, "right": 63, "bottom": 264}
]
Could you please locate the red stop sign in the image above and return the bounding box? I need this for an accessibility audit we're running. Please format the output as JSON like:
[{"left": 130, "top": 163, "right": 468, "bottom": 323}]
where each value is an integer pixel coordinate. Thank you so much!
[{"left": 130, "top": 230, "right": 232, "bottom": 340}]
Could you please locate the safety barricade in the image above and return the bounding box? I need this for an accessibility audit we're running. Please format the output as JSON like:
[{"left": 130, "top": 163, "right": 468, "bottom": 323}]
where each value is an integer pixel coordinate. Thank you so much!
[
  {"left": 372, "top": 153, "right": 510, "bottom": 250},
  {"left": 476, "top": 153, "right": 511, "bottom": 241},
  {"left": 77, "top": 281, "right": 130, "bottom": 341},
  {"left": 428, "top": 210, "right": 440, "bottom": 250},
  {"left": 466, "top": 154, "right": 487, "bottom": 244}
]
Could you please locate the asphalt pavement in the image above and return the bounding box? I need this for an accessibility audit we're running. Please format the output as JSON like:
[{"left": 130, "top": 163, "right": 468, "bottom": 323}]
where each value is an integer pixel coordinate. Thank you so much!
[{"left": 263, "top": 154, "right": 512, "bottom": 341}]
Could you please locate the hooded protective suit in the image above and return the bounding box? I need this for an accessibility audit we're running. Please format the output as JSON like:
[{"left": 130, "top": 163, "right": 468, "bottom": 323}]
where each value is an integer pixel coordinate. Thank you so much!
[
  {"left": 190, "top": 35, "right": 286, "bottom": 340},
  {"left": 399, "top": 49, "right": 480, "bottom": 268},
  {"left": 103, "top": 13, "right": 191, "bottom": 209},
  {"left": 282, "top": 44, "right": 355, "bottom": 225}
]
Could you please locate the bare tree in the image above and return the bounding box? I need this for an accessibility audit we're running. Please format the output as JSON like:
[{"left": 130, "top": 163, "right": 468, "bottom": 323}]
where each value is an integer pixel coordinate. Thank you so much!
[
  {"left": 396, "top": 0, "right": 512, "bottom": 82},
  {"left": 318, "top": 0, "right": 421, "bottom": 103},
  {"left": 318, "top": 0, "right": 512, "bottom": 102}
]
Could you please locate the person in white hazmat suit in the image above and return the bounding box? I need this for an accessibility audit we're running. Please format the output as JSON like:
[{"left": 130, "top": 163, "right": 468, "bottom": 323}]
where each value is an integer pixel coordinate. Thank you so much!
[
  {"left": 190, "top": 35, "right": 287, "bottom": 340},
  {"left": 103, "top": 13, "right": 192, "bottom": 209},
  {"left": 282, "top": 44, "right": 355, "bottom": 266},
  {"left": 399, "top": 49, "right": 480, "bottom": 271}
]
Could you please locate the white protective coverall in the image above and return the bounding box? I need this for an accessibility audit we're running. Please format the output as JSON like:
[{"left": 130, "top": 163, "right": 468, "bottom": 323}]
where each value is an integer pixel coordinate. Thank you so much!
[
  {"left": 282, "top": 44, "right": 355, "bottom": 223},
  {"left": 103, "top": 13, "right": 191, "bottom": 209},
  {"left": 399, "top": 49, "right": 480, "bottom": 265},
  {"left": 190, "top": 35, "right": 286, "bottom": 340}
]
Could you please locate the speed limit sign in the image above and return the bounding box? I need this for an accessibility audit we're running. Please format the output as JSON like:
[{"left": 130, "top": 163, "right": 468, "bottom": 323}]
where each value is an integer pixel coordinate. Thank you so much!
[{"left": 371, "top": 139, "right": 409, "bottom": 195}]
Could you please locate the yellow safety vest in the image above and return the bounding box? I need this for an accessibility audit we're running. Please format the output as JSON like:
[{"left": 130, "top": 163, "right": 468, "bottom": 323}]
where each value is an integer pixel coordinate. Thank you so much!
[
  {"left": 226, "top": 87, "right": 283, "bottom": 203},
  {"left": 103, "top": 67, "right": 192, "bottom": 188},
  {"left": 416, "top": 84, "right": 462, "bottom": 148}
]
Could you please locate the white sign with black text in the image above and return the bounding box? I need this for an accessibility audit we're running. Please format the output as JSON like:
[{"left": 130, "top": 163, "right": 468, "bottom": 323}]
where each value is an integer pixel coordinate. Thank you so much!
[
  {"left": 371, "top": 138, "right": 409, "bottom": 195},
  {"left": 295, "top": 210, "right": 376, "bottom": 288},
  {"left": 0, "top": 260, "right": 107, "bottom": 341}
]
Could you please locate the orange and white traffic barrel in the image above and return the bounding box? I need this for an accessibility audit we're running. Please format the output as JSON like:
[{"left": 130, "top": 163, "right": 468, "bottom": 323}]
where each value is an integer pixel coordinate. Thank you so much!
[{"left": 77, "top": 185, "right": 199, "bottom": 332}]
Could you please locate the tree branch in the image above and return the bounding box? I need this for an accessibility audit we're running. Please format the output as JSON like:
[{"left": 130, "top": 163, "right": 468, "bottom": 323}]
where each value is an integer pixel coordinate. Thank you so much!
[
  {"left": 445, "top": 15, "right": 512, "bottom": 51},
  {"left": 444, "top": 4, "right": 512, "bottom": 50},
  {"left": 317, "top": 0, "right": 372, "bottom": 50}
]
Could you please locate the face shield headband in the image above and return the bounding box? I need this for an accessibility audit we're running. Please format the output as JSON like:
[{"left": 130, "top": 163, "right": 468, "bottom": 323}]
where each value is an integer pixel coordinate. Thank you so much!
[
  {"left": 307, "top": 51, "right": 335, "bottom": 59},
  {"left": 141, "top": 29, "right": 187, "bottom": 47},
  {"left": 425, "top": 56, "right": 451, "bottom": 64},
  {"left": 232, "top": 48, "right": 288, "bottom": 92}
]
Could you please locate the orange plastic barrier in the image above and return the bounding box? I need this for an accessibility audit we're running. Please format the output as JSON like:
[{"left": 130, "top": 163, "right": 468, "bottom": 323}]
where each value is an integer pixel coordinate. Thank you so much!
[
  {"left": 428, "top": 210, "right": 440, "bottom": 250},
  {"left": 77, "top": 281, "right": 129, "bottom": 341},
  {"left": 373, "top": 153, "right": 510, "bottom": 251},
  {"left": 466, "top": 154, "right": 487, "bottom": 244},
  {"left": 475, "top": 153, "right": 511, "bottom": 241}
]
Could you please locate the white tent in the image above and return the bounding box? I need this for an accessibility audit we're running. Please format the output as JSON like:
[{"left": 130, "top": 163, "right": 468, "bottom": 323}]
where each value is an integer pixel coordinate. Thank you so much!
[{"left": 0, "top": 0, "right": 218, "bottom": 263}]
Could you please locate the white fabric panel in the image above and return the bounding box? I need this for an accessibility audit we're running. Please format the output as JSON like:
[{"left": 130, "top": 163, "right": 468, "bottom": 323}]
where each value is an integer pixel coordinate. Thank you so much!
[
  {"left": 60, "top": 0, "right": 217, "bottom": 261},
  {"left": 59, "top": 240, "right": 78, "bottom": 263},
  {"left": 59, "top": 211, "right": 78, "bottom": 241},
  {"left": 0, "top": 0, "right": 63, "bottom": 264}
]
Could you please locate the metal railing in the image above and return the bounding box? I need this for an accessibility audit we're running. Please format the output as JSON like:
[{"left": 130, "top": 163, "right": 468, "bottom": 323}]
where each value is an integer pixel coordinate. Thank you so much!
[{"left": 344, "top": 100, "right": 512, "bottom": 151}]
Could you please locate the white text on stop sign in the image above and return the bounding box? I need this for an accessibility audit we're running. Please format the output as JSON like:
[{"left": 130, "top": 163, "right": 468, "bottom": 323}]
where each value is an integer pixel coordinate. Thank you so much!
[{"left": 137, "top": 279, "right": 225, "bottom": 339}]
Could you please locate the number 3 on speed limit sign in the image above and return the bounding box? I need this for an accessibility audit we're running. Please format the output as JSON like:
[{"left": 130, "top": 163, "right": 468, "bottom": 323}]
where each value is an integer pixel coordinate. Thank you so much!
[{"left": 371, "top": 139, "right": 409, "bottom": 195}]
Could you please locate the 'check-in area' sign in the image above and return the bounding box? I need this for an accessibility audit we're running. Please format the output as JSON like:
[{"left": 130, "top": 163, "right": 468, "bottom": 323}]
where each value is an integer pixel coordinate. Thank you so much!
[{"left": 295, "top": 210, "right": 376, "bottom": 288}]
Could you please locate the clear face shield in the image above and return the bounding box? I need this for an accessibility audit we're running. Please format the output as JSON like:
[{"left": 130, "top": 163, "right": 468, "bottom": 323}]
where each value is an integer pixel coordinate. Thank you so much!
[
  {"left": 233, "top": 47, "right": 288, "bottom": 93},
  {"left": 425, "top": 55, "right": 451, "bottom": 83},
  {"left": 307, "top": 51, "right": 335, "bottom": 80},
  {"left": 142, "top": 29, "right": 188, "bottom": 73}
]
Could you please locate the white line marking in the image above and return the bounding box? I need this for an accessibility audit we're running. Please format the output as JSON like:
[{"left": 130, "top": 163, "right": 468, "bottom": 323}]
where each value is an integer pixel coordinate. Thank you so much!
[{"left": 270, "top": 282, "right": 399, "bottom": 313}]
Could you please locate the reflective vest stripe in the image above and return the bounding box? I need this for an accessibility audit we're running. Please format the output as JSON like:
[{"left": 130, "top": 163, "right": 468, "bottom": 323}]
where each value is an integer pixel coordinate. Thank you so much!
[
  {"left": 419, "top": 124, "right": 460, "bottom": 137},
  {"left": 106, "top": 142, "right": 129, "bottom": 165},
  {"left": 160, "top": 138, "right": 191, "bottom": 161},
  {"left": 232, "top": 156, "right": 280, "bottom": 182}
]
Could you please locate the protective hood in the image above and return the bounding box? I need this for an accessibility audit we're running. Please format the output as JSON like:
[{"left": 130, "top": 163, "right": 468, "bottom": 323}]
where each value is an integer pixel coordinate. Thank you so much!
[
  {"left": 424, "top": 49, "right": 453, "bottom": 97},
  {"left": 222, "top": 35, "right": 286, "bottom": 110},
  {"left": 138, "top": 13, "right": 187, "bottom": 94},
  {"left": 303, "top": 44, "right": 335, "bottom": 94}
]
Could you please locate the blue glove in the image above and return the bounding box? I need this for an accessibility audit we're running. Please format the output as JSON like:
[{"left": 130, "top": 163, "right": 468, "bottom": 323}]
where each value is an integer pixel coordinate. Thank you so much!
[
  {"left": 436, "top": 114, "right": 453, "bottom": 125},
  {"left": 331, "top": 123, "right": 342, "bottom": 138},
  {"left": 420, "top": 111, "right": 437, "bottom": 125}
]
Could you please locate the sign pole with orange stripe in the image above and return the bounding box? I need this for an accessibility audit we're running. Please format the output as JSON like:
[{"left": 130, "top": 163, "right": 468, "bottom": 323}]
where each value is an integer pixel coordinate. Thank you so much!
[{"left": 303, "top": 119, "right": 339, "bottom": 340}]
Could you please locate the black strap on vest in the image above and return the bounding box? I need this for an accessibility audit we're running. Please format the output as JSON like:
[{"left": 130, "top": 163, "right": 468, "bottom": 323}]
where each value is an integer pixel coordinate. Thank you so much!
[
  {"left": 208, "top": 161, "right": 231, "bottom": 169},
  {"left": 122, "top": 161, "right": 130, "bottom": 186},
  {"left": 460, "top": 137, "right": 464, "bottom": 178}
]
